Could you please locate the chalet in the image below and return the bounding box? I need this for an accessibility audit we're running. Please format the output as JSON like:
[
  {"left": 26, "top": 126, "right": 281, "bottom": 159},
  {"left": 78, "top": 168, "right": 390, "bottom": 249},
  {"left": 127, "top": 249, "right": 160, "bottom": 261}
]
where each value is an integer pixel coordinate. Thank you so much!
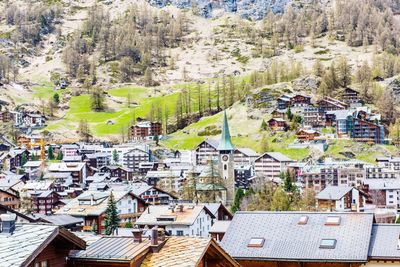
[
  {"left": 84, "top": 153, "right": 111, "bottom": 168},
  {"left": 277, "top": 94, "right": 292, "bottom": 109},
  {"left": 270, "top": 108, "right": 287, "bottom": 119},
  {"left": 254, "top": 152, "right": 295, "bottom": 181},
  {"left": 48, "top": 162, "right": 87, "bottom": 183},
  {"left": 23, "top": 160, "right": 42, "bottom": 179},
  {"left": 0, "top": 110, "right": 11, "bottom": 123},
  {"left": 69, "top": 233, "right": 238, "bottom": 267},
  {"left": 129, "top": 120, "right": 162, "bottom": 140},
  {"left": 350, "top": 117, "right": 385, "bottom": 144},
  {"left": 296, "top": 129, "right": 321, "bottom": 141},
  {"left": 303, "top": 107, "right": 326, "bottom": 127},
  {"left": 57, "top": 190, "right": 147, "bottom": 234},
  {"left": 29, "top": 190, "right": 61, "bottom": 215},
  {"left": 0, "top": 148, "right": 30, "bottom": 171},
  {"left": 195, "top": 139, "right": 219, "bottom": 165},
  {"left": 122, "top": 148, "right": 151, "bottom": 171},
  {"left": 318, "top": 97, "right": 348, "bottom": 112},
  {"left": 60, "top": 144, "right": 79, "bottom": 157},
  {"left": 0, "top": 215, "right": 86, "bottom": 267},
  {"left": 342, "top": 87, "right": 361, "bottom": 105},
  {"left": 23, "top": 113, "right": 45, "bottom": 128},
  {"left": 268, "top": 118, "right": 288, "bottom": 131},
  {"left": 291, "top": 94, "right": 312, "bottom": 107},
  {"left": 0, "top": 189, "right": 19, "bottom": 210},
  {"left": 111, "top": 182, "right": 178, "bottom": 204},
  {"left": 99, "top": 165, "right": 134, "bottom": 181},
  {"left": 316, "top": 186, "right": 366, "bottom": 212},
  {"left": 135, "top": 204, "right": 215, "bottom": 237},
  {"left": 221, "top": 212, "right": 374, "bottom": 267}
]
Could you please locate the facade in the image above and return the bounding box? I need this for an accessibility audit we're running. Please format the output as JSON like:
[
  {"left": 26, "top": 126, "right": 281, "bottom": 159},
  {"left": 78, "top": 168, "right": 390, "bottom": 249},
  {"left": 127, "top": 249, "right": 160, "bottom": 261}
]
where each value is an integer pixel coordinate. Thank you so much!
[
  {"left": 254, "top": 152, "right": 294, "bottom": 181},
  {"left": 122, "top": 148, "right": 151, "bottom": 171},
  {"left": 342, "top": 87, "right": 361, "bottom": 105},
  {"left": 316, "top": 186, "right": 366, "bottom": 212},
  {"left": 135, "top": 204, "right": 215, "bottom": 237},
  {"left": 61, "top": 144, "right": 79, "bottom": 157},
  {"left": 268, "top": 118, "right": 288, "bottom": 131},
  {"left": 48, "top": 162, "right": 87, "bottom": 183},
  {"left": 30, "top": 190, "right": 61, "bottom": 215},
  {"left": 129, "top": 121, "right": 162, "bottom": 140},
  {"left": 99, "top": 165, "right": 134, "bottom": 181},
  {"left": 195, "top": 139, "right": 219, "bottom": 165},
  {"left": 0, "top": 189, "right": 19, "bottom": 209},
  {"left": 349, "top": 117, "right": 385, "bottom": 144},
  {"left": 296, "top": 129, "right": 321, "bottom": 141},
  {"left": 303, "top": 107, "right": 326, "bottom": 127},
  {"left": 318, "top": 97, "right": 348, "bottom": 112}
]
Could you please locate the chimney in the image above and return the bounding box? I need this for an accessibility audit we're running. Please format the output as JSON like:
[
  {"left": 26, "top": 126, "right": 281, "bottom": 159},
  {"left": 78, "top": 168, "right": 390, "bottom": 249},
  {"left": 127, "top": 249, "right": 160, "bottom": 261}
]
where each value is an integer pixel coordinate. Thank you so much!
[
  {"left": 132, "top": 228, "right": 143, "bottom": 243},
  {"left": 90, "top": 193, "right": 94, "bottom": 206},
  {"left": 178, "top": 204, "right": 184, "bottom": 212},
  {"left": 150, "top": 226, "right": 158, "bottom": 246},
  {"left": 1, "top": 214, "right": 16, "bottom": 235}
]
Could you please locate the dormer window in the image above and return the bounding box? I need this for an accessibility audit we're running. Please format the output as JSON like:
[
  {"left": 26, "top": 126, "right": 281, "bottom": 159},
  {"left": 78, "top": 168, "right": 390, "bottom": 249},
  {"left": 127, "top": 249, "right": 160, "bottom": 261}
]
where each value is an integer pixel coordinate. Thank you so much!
[
  {"left": 325, "top": 216, "right": 341, "bottom": 226},
  {"left": 298, "top": 215, "right": 309, "bottom": 225},
  {"left": 248, "top": 238, "right": 265, "bottom": 248},
  {"left": 319, "top": 239, "right": 337, "bottom": 249}
]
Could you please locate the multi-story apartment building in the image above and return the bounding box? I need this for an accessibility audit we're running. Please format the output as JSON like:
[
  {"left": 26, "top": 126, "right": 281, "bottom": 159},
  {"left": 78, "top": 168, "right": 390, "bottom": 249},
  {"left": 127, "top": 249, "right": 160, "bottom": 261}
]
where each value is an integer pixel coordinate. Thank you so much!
[
  {"left": 254, "top": 152, "right": 294, "bottom": 180},
  {"left": 129, "top": 121, "right": 162, "bottom": 140},
  {"left": 122, "top": 148, "right": 151, "bottom": 171}
]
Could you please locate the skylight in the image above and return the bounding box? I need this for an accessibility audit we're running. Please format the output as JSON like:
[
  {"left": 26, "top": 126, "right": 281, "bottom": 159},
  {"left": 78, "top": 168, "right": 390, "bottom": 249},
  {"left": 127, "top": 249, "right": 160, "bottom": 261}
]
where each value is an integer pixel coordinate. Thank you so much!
[
  {"left": 319, "top": 239, "right": 337, "bottom": 249},
  {"left": 325, "top": 216, "right": 341, "bottom": 226},
  {"left": 298, "top": 215, "right": 309, "bottom": 225},
  {"left": 247, "top": 238, "right": 265, "bottom": 248}
]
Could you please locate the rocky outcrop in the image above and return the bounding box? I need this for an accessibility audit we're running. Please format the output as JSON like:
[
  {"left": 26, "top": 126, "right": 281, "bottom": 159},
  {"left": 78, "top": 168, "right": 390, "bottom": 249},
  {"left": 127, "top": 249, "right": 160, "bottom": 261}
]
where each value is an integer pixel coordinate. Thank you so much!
[
  {"left": 386, "top": 76, "right": 400, "bottom": 101},
  {"left": 292, "top": 75, "right": 321, "bottom": 93},
  {"left": 148, "top": 0, "right": 293, "bottom": 18}
]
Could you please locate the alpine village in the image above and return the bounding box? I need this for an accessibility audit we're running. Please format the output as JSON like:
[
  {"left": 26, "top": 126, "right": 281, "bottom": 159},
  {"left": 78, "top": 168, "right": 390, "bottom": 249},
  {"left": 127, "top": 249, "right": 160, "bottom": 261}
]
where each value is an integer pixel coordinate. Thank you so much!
[{"left": 4, "top": 0, "right": 400, "bottom": 266}]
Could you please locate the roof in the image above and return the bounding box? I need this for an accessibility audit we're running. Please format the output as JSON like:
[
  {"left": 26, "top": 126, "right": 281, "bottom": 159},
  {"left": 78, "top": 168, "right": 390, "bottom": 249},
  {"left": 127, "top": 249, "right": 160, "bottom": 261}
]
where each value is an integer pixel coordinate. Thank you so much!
[
  {"left": 209, "top": 220, "right": 231, "bottom": 233},
  {"left": 218, "top": 111, "right": 234, "bottom": 151},
  {"left": 70, "top": 237, "right": 151, "bottom": 261},
  {"left": 0, "top": 223, "right": 85, "bottom": 267},
  {"left": 48, "top": 162, "right": 85, "bottom": 172},
  {"left": 141, "top": 237, "right": 238, "bottom": 267},
  {"left": 256, "top": 152, "right": 294, "bottom": 162},
  {"left": 23, "top": 161, "right": 42, "bottom": 168},
  {"left": 364, "top": 179, "right": 400, "bottom": 190},
  {"left": 368, "top": 224, "right": 400, "bottom": 260},
  {"left": 32, "top": 214, "right": 84, "bottom": 226},
  {"left": 316, "top": 186, "right": 354, "bottom": 200},
  {"left": 135, "top": 204, "right": 215, "bottom": 226},
  {"left": 235, "top": 148, "right": 259, "bottom": 157},
  {"left": 221, "top": 212, "right": 374, "bottom": 262}
]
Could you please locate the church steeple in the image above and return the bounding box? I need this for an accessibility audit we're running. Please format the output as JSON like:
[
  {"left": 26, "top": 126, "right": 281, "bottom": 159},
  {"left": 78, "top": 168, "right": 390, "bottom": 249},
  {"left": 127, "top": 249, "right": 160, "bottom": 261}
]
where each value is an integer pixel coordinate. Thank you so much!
[{"left": 218, "top": 111, "right": 234, "bottom": 151}]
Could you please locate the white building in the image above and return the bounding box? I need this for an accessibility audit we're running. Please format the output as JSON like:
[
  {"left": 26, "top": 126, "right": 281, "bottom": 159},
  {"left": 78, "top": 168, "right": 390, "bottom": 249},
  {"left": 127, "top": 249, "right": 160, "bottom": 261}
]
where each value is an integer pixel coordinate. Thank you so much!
[
  {"left": 135, "top": 204, "right": 215, "bottom": 237},
  {"left": 254, "top": 152, "right": 295, "bottom": 181}
]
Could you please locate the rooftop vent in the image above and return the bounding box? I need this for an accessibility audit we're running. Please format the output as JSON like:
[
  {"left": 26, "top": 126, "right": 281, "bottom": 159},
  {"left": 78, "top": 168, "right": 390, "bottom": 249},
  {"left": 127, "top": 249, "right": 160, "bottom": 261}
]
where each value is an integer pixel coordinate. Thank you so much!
[
  {"left": 325, "top": 216, "right": 341, "bottom": 226},
  {"left": 247, "top": 238, "right": 265, "bottom": 248},
  {"left": 319, "top": 239, "right": 337, "bottom": 249},
  {"left": 298, "top": 215, "right": 309, "bottom": 225}
]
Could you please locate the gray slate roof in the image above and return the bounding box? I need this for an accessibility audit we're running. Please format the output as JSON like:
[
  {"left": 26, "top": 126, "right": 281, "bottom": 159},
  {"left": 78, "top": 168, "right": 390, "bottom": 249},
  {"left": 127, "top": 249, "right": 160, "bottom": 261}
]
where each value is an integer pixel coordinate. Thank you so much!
[
  {"left": 0, "top": 224, "right": 58, "bottom": 267},
  {"left": 316, "top": 186, "right": 354, "bottom": 200},
  {"left": 221, "top": 212, "right": 374, "bottom": 262},
  {"left": 368, "top": 224, "right": 400, "bottom": 260}
]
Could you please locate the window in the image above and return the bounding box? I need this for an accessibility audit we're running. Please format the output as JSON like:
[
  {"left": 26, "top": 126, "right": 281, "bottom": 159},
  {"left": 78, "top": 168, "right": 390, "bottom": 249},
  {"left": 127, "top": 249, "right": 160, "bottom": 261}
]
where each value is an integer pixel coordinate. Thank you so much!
[
  {"left": 298, "top": 215, "right": 309, "bottom": 225},
  {"left": 248, "top": 238, "right": 265, "bottom": 248},
  {"left": 319, "top": 239, "right": 337, "bottom": 249},
  {"left": 177, "top": 230, "right": 184, "bottom": 236},
  {"left": 325, "top": 216, "right": 341, "bottom": 226}
]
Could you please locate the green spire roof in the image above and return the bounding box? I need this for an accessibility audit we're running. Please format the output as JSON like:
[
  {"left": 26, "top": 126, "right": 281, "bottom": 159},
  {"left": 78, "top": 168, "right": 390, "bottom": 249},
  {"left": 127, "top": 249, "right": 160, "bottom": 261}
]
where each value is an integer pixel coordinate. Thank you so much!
[{"left": 218, "top": 111, "right": 234, "bottom": 151}]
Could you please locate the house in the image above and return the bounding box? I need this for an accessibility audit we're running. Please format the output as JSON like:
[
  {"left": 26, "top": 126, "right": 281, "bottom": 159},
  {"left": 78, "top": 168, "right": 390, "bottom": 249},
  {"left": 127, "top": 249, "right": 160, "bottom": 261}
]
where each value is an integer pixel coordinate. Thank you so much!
[
  {"left": 291, "top": 94, "right": 312, "bottom": 107},
  {"left": 366, "top": 224, "right": 400, "bottom": 265},
  {"left": 363, "top": 179, "right": 400, "bottom": 209},
  {"left": 129, "top": 120, "right": 162, "bottom": 140},
  {"left": 254, "top": 152, "right": 295, "bottom": 181},
  {"left": 48, "top": 162, "right": 87, "bottom": 183},
  {"left": 0, "top": 110, "right": 11, "bottom": 123},
  {"left": 303, "top": 107, "right": 326, "bottom": 127},
  {"left": 210, "top": 220, "right": 231, "bottom": 242},
  {"left": 221, "top": 211, "right": 374, "bottom": 267},
  {"left": 318, "top": 97, "right": 348, "bottom": 111},
  {"left": 235, "top": 165, "right": 255, "bottom": 189},
  {"left": 316, "top": 186, "right": 366, "bottom": 212},
  {"left": 271, "top": 109, "right": 287, "bottom": 119},
  {"left": 0, "top": 189, "right": 19, "bottom": 210},
  {"left": 84, "top": 153, "right": 111, "bottom": 168},
  {"left": 29, "top": 213, "right": 84, "bottom": 231},
  {"left": 57, "top": 190, "right": 147, "bottom": 234},
  {"left": 99, "top": 165, "right": 134, "bottom": 181},
  {"left": 146, "top": 170, "right": 183, "bottom": 192},
  {"left": 60, "top": 144, "right": 79, "bottom": 157},
  {"left": 23, "top": 113, "right": 45, "bottom": 128},
  {"left": 342, "top": 87, "right": 361, "bottom": 105},
  {"left": 350, "top": 117, "right": 385, "bottom": 144},
  {"left": 296, "top": 129, "right": 321, "bottom": 141},
  {"left": 122, "top": 148, "right": 151, "bottom": 171},
  {"left": 0, "top": 203, "right": 38, "bottom": 223},
  {"left": 268, "top": 118, "right": 288, "bottom": 131},
  {"left": 1, "top": 148, "right": 30, "bottom": 171},
  {"left": 23, "top": 160, "right": 42, "bottom": 179},
  {"left": 135, "top": 204, "right": 215, "bottom": 237},
  {"left": 204, "top": 203, "right": 233, "bottom": 221},
  {"left": 69, "top": 232, "right": 238, "bottom": 267},
  {"left": 0, "top": 215, "right": 85, "bottom": 267},
  {"left": 195, "top": 139, "right": 220, "bottom": 165},
  {"left": 29, "top": 190, "right": 61, "bottom": 214},
  {"left": 277, "top": 94, "right": 292, "bottom": 109},
  {"left": 111, "top": 182, "right": 178, "bottom": 204},
  {"left": 376, "top": 156, "right": 400, "bottom": 171}
]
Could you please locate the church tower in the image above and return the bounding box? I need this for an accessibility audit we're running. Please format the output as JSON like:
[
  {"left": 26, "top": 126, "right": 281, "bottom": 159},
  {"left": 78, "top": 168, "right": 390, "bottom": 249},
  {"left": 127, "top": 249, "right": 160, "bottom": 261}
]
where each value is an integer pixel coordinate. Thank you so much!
[{"left": 218, "top": 111, "right": 235, "bottom": 205}]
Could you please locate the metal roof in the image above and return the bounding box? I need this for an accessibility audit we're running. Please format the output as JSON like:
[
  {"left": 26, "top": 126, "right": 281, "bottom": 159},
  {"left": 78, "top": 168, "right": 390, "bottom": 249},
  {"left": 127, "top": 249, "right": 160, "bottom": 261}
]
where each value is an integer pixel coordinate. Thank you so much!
[
  {"left": 316, "top": 186, "right": 354, "bottom": 200},
  {"left": 368, "top": 224, "right": 400, "bottom": 260},
  {"left": 221, "top": 212, "right": 374, "bottom": 262},
  {"left": 70, "top": 237, "right": 151, "bottom": 261},
  {"left": 218, "top": 111, "right": 234, "bottom": 151},
  {"left": 209, "top": 220, "right": 231, "bottom": 233},
  {"left": 256, "top": 152, "right": 294, "bottom": 163}
]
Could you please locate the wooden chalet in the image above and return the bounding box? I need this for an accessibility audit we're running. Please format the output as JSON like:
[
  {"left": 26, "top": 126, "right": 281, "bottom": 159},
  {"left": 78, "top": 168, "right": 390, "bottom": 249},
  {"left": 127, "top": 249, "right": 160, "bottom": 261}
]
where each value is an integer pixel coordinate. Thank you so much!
[
  {"left": 270, "top": 109, "right": 286, "bottom": 119},
  {"left": 317, "top": 97, "right": 348, "bottom": 112},
  {"left": 296, "top": 129, "right": 321, "bottom": 141},
  {"left": 342, "top": 87, "right": 361, "bottom": 105},
  {"left": 268, "top": 118, "right": 288, "bottom": 131}
]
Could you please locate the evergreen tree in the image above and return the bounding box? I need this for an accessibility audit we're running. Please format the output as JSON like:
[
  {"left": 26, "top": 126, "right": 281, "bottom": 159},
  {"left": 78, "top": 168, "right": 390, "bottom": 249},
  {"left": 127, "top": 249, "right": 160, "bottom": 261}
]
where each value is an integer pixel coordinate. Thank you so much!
[
  {"left": 286, "top": 106, "right": 293, "bottom": 121},
  {"left": 104, "top": 192, "right": 120, "bottom": 235},
  {"left": 56, "top": 150, "right": 63, "bottom": 160},
  {"left": 231, "top": 188, "right": 244, "bottom": 213},
  {"left": 112, "top": 149, "right": 119, "bottom": 163},
  {"left": 53, "top": 93, "right": 60, "bottom": 105},
  {"left": 283, "top": 171, "right": 295, "bottom": 193},
  {"left": 260, "top": 119, "right": 268, "bottom": 131},
  {"left": 48, "top": 146, "right": 54, "bottom": 160},
  {"left": 21, "top": 153, "right": 27, "bottom": 166}
]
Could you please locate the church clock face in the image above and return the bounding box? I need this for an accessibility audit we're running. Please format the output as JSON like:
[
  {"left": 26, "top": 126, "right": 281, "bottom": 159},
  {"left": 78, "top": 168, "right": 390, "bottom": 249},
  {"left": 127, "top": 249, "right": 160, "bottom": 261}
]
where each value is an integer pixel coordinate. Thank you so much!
[{"left": 222, "top": 155, "right": 229, "bottom": 162}]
